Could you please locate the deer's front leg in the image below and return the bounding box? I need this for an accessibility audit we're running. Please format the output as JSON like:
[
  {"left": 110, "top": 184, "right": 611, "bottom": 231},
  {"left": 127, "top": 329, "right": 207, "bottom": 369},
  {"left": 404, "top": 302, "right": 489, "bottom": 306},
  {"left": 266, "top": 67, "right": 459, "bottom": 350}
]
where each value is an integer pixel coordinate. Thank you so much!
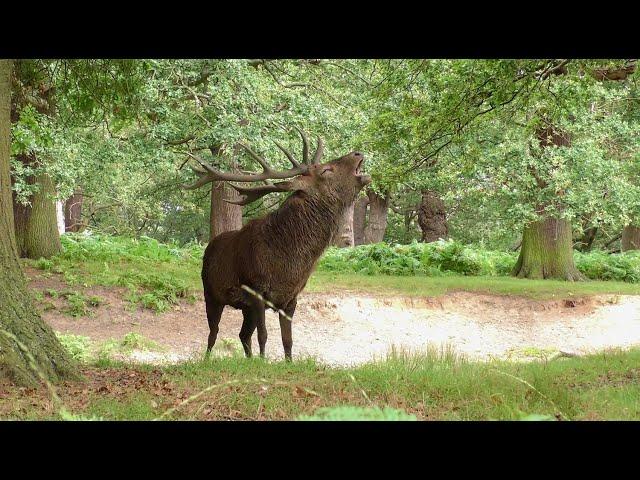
[
  {"left": 279, "top": 297, "right": 297, "bottom": 361},
  {"left": 255, "top": 304, "right": 267, "bottom": 357}
]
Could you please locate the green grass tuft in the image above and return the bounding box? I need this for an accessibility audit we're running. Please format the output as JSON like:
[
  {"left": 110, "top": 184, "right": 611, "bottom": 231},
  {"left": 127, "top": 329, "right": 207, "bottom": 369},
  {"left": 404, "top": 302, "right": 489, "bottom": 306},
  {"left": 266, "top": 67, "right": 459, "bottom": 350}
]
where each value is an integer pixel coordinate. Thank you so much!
[
  {"left": 55, "top": 332, "right": 93, "bottom": 362},
  {"left": 97, "top": 332, "right": 165, "bottom": 361},
  {"left": 298, "top": 406, "right": 417, "bottom": 421}
]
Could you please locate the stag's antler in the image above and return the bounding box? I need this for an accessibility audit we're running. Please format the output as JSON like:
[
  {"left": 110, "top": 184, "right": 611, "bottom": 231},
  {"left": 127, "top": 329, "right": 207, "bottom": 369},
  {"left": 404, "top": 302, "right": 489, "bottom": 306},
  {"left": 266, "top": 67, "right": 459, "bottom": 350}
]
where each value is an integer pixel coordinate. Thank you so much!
[{"left": 183, "top": 128, "right": 324, "bottom": 205}]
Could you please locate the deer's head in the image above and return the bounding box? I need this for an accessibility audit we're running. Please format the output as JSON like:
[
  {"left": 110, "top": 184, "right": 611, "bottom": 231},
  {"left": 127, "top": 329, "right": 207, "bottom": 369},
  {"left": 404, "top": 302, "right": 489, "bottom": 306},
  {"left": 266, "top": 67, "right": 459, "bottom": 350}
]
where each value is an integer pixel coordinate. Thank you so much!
[{"left": 184, "top": 128, "right": 371, "bottom": 207}]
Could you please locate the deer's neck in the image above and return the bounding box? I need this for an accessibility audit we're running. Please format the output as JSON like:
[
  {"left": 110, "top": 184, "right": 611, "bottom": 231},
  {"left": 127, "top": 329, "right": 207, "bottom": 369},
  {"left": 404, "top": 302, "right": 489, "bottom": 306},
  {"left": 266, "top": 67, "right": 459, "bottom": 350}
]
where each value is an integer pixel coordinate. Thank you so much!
[{"left": 263, "top": 192, "right": 344, "bottom": 263}]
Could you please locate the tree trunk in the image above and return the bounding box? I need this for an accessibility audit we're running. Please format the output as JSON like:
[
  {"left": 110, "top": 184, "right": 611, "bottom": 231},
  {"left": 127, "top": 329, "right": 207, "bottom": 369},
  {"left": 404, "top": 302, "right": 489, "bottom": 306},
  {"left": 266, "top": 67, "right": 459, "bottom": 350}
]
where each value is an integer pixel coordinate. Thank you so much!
[
  {"left": 64, "top": 188, "right": 84, "bottom": 232},
  {"left": 0, "top": 59, "right": 76, "bottom": 386},
  {"left": 364, "top": 190, "right": 389, "bottom": 244},
  {"left": 417, "top": 190, "right": 448, "bottom": 243},
  {"left": 12, "top": 153, "right": 62, "bottom": 258},
  {"left": 332, "top": 201, "right": 355, "bottom": 247},
  {"left": 353, "top": 195, "right": 369, "bottom": 246},
  {"left": 209, "top": 181, "right": 242, "bottom": 241},
  {"left": 512, "top": 217, "right": 584, "bottom": 281},
  {"left": 621, "top": 225, "right": 640, "bottom": 252},
  {"left": 21, "top": 172, "right": 62, "bottom": 259},
  {"left": 513, "top": 123, "right": 582, "bottom": 280},
  {"left": 12, "top": 188, "right": 29, "bottom": 257},
  {"left": 208, "top": 146, "right": 243, "bottom": 241}
]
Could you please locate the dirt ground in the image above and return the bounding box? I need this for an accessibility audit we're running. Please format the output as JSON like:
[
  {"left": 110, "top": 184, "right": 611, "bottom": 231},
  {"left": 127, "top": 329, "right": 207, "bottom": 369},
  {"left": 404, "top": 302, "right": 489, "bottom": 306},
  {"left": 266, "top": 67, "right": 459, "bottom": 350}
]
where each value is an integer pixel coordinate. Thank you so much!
[{"left": 26, "top": 267, "right": 640, "bottom": 366}]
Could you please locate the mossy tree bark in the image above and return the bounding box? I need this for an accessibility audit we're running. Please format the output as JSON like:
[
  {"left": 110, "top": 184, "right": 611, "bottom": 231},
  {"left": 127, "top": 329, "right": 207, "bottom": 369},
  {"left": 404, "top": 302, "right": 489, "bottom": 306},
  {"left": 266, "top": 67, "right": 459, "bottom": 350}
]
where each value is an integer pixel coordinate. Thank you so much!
[
  {"left": 10, "top": 81, "right": 62, "bottom": 259},
  {"left": 12, "top": 182, "right": 29, "bottom": 257},
  {"left": 512, "top": 121, "right": 583, "bottom": 281},
  {"left": 21, "top": 171, "right": 62, "bottom": 258},
  {"left": 512, "top": 217, "right": 584, "bottom": 281},
  {"left": 0, "top": 59, "right": 76, "bottom": 386},
  {"left": 621, "top": 225, "right": 640, "bottom": 252}
]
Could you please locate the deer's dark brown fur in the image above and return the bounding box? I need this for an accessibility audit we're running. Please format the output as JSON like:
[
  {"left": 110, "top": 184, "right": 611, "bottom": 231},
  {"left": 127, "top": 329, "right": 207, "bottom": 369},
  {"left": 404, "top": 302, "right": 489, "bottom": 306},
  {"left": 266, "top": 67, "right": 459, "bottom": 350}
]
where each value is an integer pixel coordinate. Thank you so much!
[{"left": 187, "top": 136, "right": 370, "bottom": 360}]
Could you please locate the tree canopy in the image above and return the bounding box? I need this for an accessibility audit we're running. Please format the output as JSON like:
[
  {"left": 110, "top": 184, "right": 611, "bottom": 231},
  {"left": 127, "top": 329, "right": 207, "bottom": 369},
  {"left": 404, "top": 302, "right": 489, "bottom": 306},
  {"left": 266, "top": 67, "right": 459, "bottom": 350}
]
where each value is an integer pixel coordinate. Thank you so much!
[{"left": 7, "top": 59, "right": 639, "bottom": 251}]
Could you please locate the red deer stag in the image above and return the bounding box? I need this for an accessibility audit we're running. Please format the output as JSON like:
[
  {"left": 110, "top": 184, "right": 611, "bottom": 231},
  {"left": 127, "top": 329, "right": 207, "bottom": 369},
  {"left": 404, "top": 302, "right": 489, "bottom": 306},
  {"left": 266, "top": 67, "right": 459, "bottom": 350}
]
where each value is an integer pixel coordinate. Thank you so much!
[{"left": 184, "top": 129, "right": 371, "bottom": 360}]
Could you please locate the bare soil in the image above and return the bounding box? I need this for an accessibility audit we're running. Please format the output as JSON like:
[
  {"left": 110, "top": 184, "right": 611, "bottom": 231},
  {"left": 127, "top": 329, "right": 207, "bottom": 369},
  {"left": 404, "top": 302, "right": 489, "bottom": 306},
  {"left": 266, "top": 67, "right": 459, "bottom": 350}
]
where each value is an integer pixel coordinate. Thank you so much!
[{"left": 26, "top": 267, "right": 640, "bottom": 366}]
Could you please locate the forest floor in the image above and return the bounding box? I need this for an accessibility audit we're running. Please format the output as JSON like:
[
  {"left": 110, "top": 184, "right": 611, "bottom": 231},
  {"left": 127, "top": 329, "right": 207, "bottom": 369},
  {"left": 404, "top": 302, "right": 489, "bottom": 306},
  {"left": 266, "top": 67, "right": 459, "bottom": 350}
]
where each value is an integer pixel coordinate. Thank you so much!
[
  {"left": 23, "top": 266, "right": 640, "bottom": 366},
  {"left": 1, "top": 266, "right": 639, "bottom": 420}
]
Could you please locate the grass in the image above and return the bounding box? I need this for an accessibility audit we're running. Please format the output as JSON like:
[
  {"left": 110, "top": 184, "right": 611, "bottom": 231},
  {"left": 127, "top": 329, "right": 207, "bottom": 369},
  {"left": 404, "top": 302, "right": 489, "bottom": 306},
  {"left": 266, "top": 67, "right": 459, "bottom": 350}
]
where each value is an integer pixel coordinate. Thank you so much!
[
  {"left": 1, "top": 346, "right": 639, "bottom": 420},
  {"left": 61, "top": 291, "right": 104, "bottom": 317},
  {"left": 308, "top": 271, "right": 640, "bottom": 300}
]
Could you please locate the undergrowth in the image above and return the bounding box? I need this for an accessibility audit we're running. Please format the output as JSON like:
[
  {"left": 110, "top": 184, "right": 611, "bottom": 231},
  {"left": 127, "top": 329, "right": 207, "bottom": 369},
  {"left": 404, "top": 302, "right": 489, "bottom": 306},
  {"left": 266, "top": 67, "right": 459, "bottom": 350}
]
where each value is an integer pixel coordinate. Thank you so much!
[
  {"left": 24, "top": 234, "right": 640, "bottom": 316},
  {"left": 319, "top": 239, "right": 640, "bottom": 283},
  {"left": 28, "top": 233, "right": 202, "bottom": 313}
]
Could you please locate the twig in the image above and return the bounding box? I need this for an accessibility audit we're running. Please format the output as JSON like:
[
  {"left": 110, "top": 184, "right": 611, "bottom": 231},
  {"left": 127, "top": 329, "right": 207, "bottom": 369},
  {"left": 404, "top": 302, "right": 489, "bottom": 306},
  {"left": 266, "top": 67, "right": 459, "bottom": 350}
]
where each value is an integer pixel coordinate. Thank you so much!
[
  {"left": 240, "top": 285, "right": 292, "bottom": 322},
  {"left": 491, "top": 368, "right": 570, "bottom": 420}
]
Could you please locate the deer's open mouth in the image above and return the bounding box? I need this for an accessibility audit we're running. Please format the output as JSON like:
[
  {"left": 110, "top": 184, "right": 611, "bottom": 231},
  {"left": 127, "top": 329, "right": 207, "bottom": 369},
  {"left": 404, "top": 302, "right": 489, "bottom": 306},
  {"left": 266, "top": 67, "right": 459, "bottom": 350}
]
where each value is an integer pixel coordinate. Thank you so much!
[{"left": 355, "top": 158, "right": 371, "bottom": 185}]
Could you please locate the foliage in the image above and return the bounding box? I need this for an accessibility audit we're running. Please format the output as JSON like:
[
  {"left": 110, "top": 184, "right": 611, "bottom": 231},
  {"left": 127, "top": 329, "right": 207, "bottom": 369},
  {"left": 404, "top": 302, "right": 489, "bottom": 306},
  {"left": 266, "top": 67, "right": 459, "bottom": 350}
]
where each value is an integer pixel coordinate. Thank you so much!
[
  {"left": 8, "top": 59, "right": 640, "bottom": 255},
  {"left": 55, "top": 332, "right": 92, "bottom": 362},
  {"left": 319, "top": 239, "right": 640, "bottom": 283},
  {"left": 575, "top": 250, "right": 640, "bottom": 283},
  {"left": 319, "top": 240, "right": 518, "bottom": 276}
]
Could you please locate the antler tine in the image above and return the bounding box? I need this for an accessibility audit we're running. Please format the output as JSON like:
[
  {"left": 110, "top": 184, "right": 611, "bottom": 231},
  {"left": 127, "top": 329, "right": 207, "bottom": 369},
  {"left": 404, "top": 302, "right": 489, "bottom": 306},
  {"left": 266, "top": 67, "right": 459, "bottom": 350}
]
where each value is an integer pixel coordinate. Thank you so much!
[
  {"left": 237, "top": 143, "right": 273, "bottom": 173},
  {"left": 312, "top": 137, "right": 324, "bottom": 164},
  {"left": 183, "top": 164, "right": 213, "bottom": 190},
  {"left": 190, "top": 164, "right": 208, "bottom": 175},
  {"left": 183, "top": 176, "right": 213, "bottom": 190},
  {"left": 274, "top": 140, "right": 301, "bottom": 168},
  {"left": 183, "top": 149, "right": 307, "bottom": 185},
  {"left": 224, "top": 182, "right": 294, "bottom": 206},
  {"left": 294, "top": 126, "right": 310, "bottom": 164}
]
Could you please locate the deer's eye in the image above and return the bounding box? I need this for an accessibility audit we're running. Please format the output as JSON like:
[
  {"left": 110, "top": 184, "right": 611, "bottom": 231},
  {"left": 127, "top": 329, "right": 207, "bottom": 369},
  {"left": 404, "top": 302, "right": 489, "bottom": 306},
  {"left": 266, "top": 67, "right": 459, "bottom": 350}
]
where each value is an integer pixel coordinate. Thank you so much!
[{"left": 320, "top": 167, "right": 334, "bottom": 176}]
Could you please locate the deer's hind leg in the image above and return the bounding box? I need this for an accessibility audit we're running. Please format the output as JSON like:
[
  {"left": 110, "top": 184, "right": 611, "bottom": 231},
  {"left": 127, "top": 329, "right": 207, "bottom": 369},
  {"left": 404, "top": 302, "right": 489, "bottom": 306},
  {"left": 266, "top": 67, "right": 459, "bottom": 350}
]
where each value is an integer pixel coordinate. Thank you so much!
[
  {"left": 239, "top": 308, "right": 257, "bottom": 357},
  {"left": 240, "top": 289, "right": 267, "bottom": 358}
]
